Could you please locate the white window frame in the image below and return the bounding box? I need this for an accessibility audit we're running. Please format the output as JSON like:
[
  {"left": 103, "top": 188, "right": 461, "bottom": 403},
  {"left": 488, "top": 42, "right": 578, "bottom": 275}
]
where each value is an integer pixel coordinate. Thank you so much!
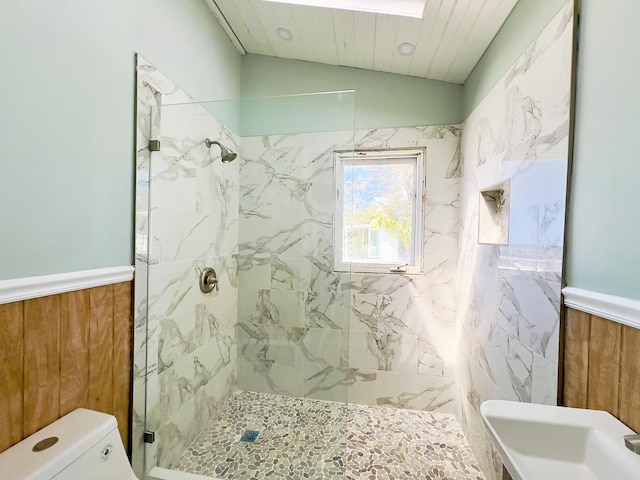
[{"left": 333, "top": 148, "right": 425, "bottom": 274}]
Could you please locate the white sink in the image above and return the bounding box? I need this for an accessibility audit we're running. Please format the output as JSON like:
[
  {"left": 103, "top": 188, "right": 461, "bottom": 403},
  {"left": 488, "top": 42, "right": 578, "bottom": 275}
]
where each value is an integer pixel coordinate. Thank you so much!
[{"left": 480, "top": 400, "right": 640, "bottom": 480}]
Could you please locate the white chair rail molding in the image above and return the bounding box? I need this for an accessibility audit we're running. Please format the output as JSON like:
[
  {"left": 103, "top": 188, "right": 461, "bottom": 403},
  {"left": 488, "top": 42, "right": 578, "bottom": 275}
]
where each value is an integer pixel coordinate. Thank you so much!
[
  {"left": 0, "top": 266, "right": 135, "bottom": 305},
  {"left": 562, "top": 287, "right": 640, "bottom": 331}
]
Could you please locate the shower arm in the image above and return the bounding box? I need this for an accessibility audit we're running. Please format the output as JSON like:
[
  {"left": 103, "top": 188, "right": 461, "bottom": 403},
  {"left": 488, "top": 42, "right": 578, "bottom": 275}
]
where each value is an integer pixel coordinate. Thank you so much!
[{"left": 204, "top": 138, "right": 237, "bottom": 163}]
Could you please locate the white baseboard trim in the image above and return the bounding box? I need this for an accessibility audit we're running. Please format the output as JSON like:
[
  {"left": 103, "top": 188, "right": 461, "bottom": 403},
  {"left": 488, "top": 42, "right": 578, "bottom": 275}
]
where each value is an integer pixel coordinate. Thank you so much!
[
  {"left": 562, "top": 286, "right": 640, "bottom": 330},
  {"left": 0, "top": 266, "right": 135, "bottom": 305}
]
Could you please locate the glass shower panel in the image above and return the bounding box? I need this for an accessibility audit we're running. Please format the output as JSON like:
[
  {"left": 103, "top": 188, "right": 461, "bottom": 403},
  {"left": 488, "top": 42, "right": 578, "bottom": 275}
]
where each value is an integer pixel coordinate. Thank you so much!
[
  {"left": 142, "top": 91, "right": 355, "bottom": 479},
  {"left": 143, "top": 97, "right": 241, "bottom": 476}
]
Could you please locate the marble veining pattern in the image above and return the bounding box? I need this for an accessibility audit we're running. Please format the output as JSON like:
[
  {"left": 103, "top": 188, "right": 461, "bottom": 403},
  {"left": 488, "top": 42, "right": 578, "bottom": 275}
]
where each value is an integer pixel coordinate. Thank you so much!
[
  {"left": 135, "top": 7, "right": 572, "bottom": 475},
  {"left": 455, "top": 4, "right": 573, "bottom": 479},
  {"left": 173, "top": 391, "right": 484, "bottom": 480},
  {"left": 134, "top": 56, "right": 239, "bottom": 473},
  {"left": 238, "top": 125, "right": 461, "bottom": 413}
]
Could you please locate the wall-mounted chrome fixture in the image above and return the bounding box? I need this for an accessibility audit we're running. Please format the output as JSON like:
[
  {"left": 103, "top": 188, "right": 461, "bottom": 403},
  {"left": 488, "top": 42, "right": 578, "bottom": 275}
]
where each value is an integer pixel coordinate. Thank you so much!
[
  {"left": 205, "top": 139, "right": 237, "bottom": 163},
  {"left": 199, "top": 267, "right": 219, "bottom": 293}
]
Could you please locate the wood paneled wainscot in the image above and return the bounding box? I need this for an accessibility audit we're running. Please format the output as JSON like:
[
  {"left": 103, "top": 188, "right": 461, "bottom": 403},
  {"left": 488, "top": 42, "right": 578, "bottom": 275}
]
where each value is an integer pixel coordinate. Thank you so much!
[
  {"left": 0, "top": 282, "right": 133, "bottom": 454},
  {"left": 563, "top": 307, "right": 640, "bottom": 433}
]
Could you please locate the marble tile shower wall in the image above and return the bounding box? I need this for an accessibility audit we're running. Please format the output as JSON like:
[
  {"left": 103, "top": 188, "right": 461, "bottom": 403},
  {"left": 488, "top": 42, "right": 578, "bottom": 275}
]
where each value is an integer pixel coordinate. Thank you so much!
[
  {"left": 134, "top": 57, "right": 239, "bottom": 472},
  {"left": 237, "top": 126, "right": 462, "bottom": 412},
  {"left": 455, "top": 4, "right": 573, "bottom": 479}
]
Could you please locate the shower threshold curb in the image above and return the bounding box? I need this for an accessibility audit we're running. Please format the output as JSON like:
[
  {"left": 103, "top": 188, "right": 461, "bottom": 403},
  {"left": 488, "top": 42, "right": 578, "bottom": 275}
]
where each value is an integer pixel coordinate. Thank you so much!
[{"left": 146, "top": 466, "right": 222, "bottom": 480}]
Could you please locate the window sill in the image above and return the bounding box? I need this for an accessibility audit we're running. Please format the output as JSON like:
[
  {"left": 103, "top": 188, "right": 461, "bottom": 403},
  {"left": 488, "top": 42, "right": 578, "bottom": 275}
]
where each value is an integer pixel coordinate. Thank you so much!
[{"left": 334, "top": 264, "right": 423, "bottom": 275}]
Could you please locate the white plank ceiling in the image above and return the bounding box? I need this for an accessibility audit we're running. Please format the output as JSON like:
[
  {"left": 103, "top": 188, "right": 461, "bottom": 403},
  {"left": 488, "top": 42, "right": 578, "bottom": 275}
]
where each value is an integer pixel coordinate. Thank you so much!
[{"left": 206, "top": 0, "right": 519, "bottom": 84}]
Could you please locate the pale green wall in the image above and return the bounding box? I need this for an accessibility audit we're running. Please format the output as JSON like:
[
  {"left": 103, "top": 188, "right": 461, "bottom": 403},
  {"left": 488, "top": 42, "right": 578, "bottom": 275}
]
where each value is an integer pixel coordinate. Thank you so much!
[
  {"left": 240, "top": 54, "right": 462, "bottom": 134},
  {"left": 463, "top": 0, "right": 568, "bottom": 117},
  {"left": 239, "top": 91, "right": 356, "bottom": 137},
  {"left": 0, "top": 0, "right": 241, "bottom": 280},
  {"left": 241, "top": 0, "right": 569, "bottom": 133},
  {"left": 8, "top": 0, "right": 631, "bottom": 300},
  {"left": 566, "top": 0, "right": 640, "bottom": 300}
]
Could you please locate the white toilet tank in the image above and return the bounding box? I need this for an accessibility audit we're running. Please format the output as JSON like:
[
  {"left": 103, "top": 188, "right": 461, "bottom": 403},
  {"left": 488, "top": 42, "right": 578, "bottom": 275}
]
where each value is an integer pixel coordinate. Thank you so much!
[{"left": 0, "top": 408, "right": 138, "bottom": 480}]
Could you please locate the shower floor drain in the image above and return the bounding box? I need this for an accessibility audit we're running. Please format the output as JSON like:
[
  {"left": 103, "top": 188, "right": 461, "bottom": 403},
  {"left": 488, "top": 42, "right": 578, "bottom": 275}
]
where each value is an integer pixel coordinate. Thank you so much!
[{"left": 239, "top": 429, "right": 260, "bottom": 443}]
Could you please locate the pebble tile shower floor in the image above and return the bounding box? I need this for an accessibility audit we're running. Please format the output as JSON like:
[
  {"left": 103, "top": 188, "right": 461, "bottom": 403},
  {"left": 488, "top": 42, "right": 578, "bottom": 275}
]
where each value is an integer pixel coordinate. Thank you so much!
[{"left": 173, "top": 391, "right": 485, "bottom": 480}]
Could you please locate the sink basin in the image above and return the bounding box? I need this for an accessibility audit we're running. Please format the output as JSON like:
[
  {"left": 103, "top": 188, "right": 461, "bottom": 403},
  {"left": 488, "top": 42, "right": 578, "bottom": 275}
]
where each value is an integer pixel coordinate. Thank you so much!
[{"left": 480, "top": 400, "right": 640, "bottom": 480}]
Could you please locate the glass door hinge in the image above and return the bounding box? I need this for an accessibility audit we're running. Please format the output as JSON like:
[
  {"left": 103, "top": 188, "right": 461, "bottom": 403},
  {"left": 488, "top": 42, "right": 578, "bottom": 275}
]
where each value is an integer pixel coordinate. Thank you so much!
[{"left": 143, "top": 431, "right": 156, "bottom": 444}]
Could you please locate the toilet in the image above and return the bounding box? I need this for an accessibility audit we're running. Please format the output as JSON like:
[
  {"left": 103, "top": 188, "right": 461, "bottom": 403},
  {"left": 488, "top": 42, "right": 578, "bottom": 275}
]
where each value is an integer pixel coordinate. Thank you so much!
[{"left": 0, "top": 408, "right": 138, "bottom": 480}]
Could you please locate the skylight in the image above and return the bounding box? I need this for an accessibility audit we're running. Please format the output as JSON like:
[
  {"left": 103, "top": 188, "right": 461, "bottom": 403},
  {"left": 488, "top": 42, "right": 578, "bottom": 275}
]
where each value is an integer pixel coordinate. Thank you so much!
[{"left": 262, "top": 0, "right": 427, "bottom": 18}]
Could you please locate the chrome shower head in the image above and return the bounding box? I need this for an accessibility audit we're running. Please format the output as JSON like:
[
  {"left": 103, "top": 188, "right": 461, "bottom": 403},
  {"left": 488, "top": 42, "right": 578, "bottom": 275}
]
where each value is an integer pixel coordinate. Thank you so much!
[{"left": 205, "top": 139, "right": 237, "bottom": 163}]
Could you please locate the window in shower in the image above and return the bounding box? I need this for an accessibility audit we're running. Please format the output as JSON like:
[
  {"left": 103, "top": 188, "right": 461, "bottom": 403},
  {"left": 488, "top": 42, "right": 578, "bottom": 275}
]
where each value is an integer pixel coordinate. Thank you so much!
[{"left": 334, "top": 148, "right": 425, "bottom": 274}]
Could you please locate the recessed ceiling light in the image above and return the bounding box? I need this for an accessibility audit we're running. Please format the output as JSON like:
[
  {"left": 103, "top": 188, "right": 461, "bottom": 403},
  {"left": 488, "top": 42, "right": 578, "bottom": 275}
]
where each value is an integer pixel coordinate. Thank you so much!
[
  {"left": 276, "top": 27, "right": 293, "bottom": 41},
  {"left": 263, "top": 0, "right": 427, "bottom": 19},
  {"left": 397, "top": 42, "right": 416, "bottom": 56}
]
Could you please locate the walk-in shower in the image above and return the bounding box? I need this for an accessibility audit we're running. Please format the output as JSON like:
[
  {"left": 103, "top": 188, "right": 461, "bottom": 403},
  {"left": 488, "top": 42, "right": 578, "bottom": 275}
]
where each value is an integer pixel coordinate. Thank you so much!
[
  {"left": 134, "top": 53, "right": 496, "bottom": 480},
  {"left": 134, "top": 3, "right": 575, "bottom": 475},
  {"left": 135, "top": 57, "right": 360, "bottom": 478}
]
